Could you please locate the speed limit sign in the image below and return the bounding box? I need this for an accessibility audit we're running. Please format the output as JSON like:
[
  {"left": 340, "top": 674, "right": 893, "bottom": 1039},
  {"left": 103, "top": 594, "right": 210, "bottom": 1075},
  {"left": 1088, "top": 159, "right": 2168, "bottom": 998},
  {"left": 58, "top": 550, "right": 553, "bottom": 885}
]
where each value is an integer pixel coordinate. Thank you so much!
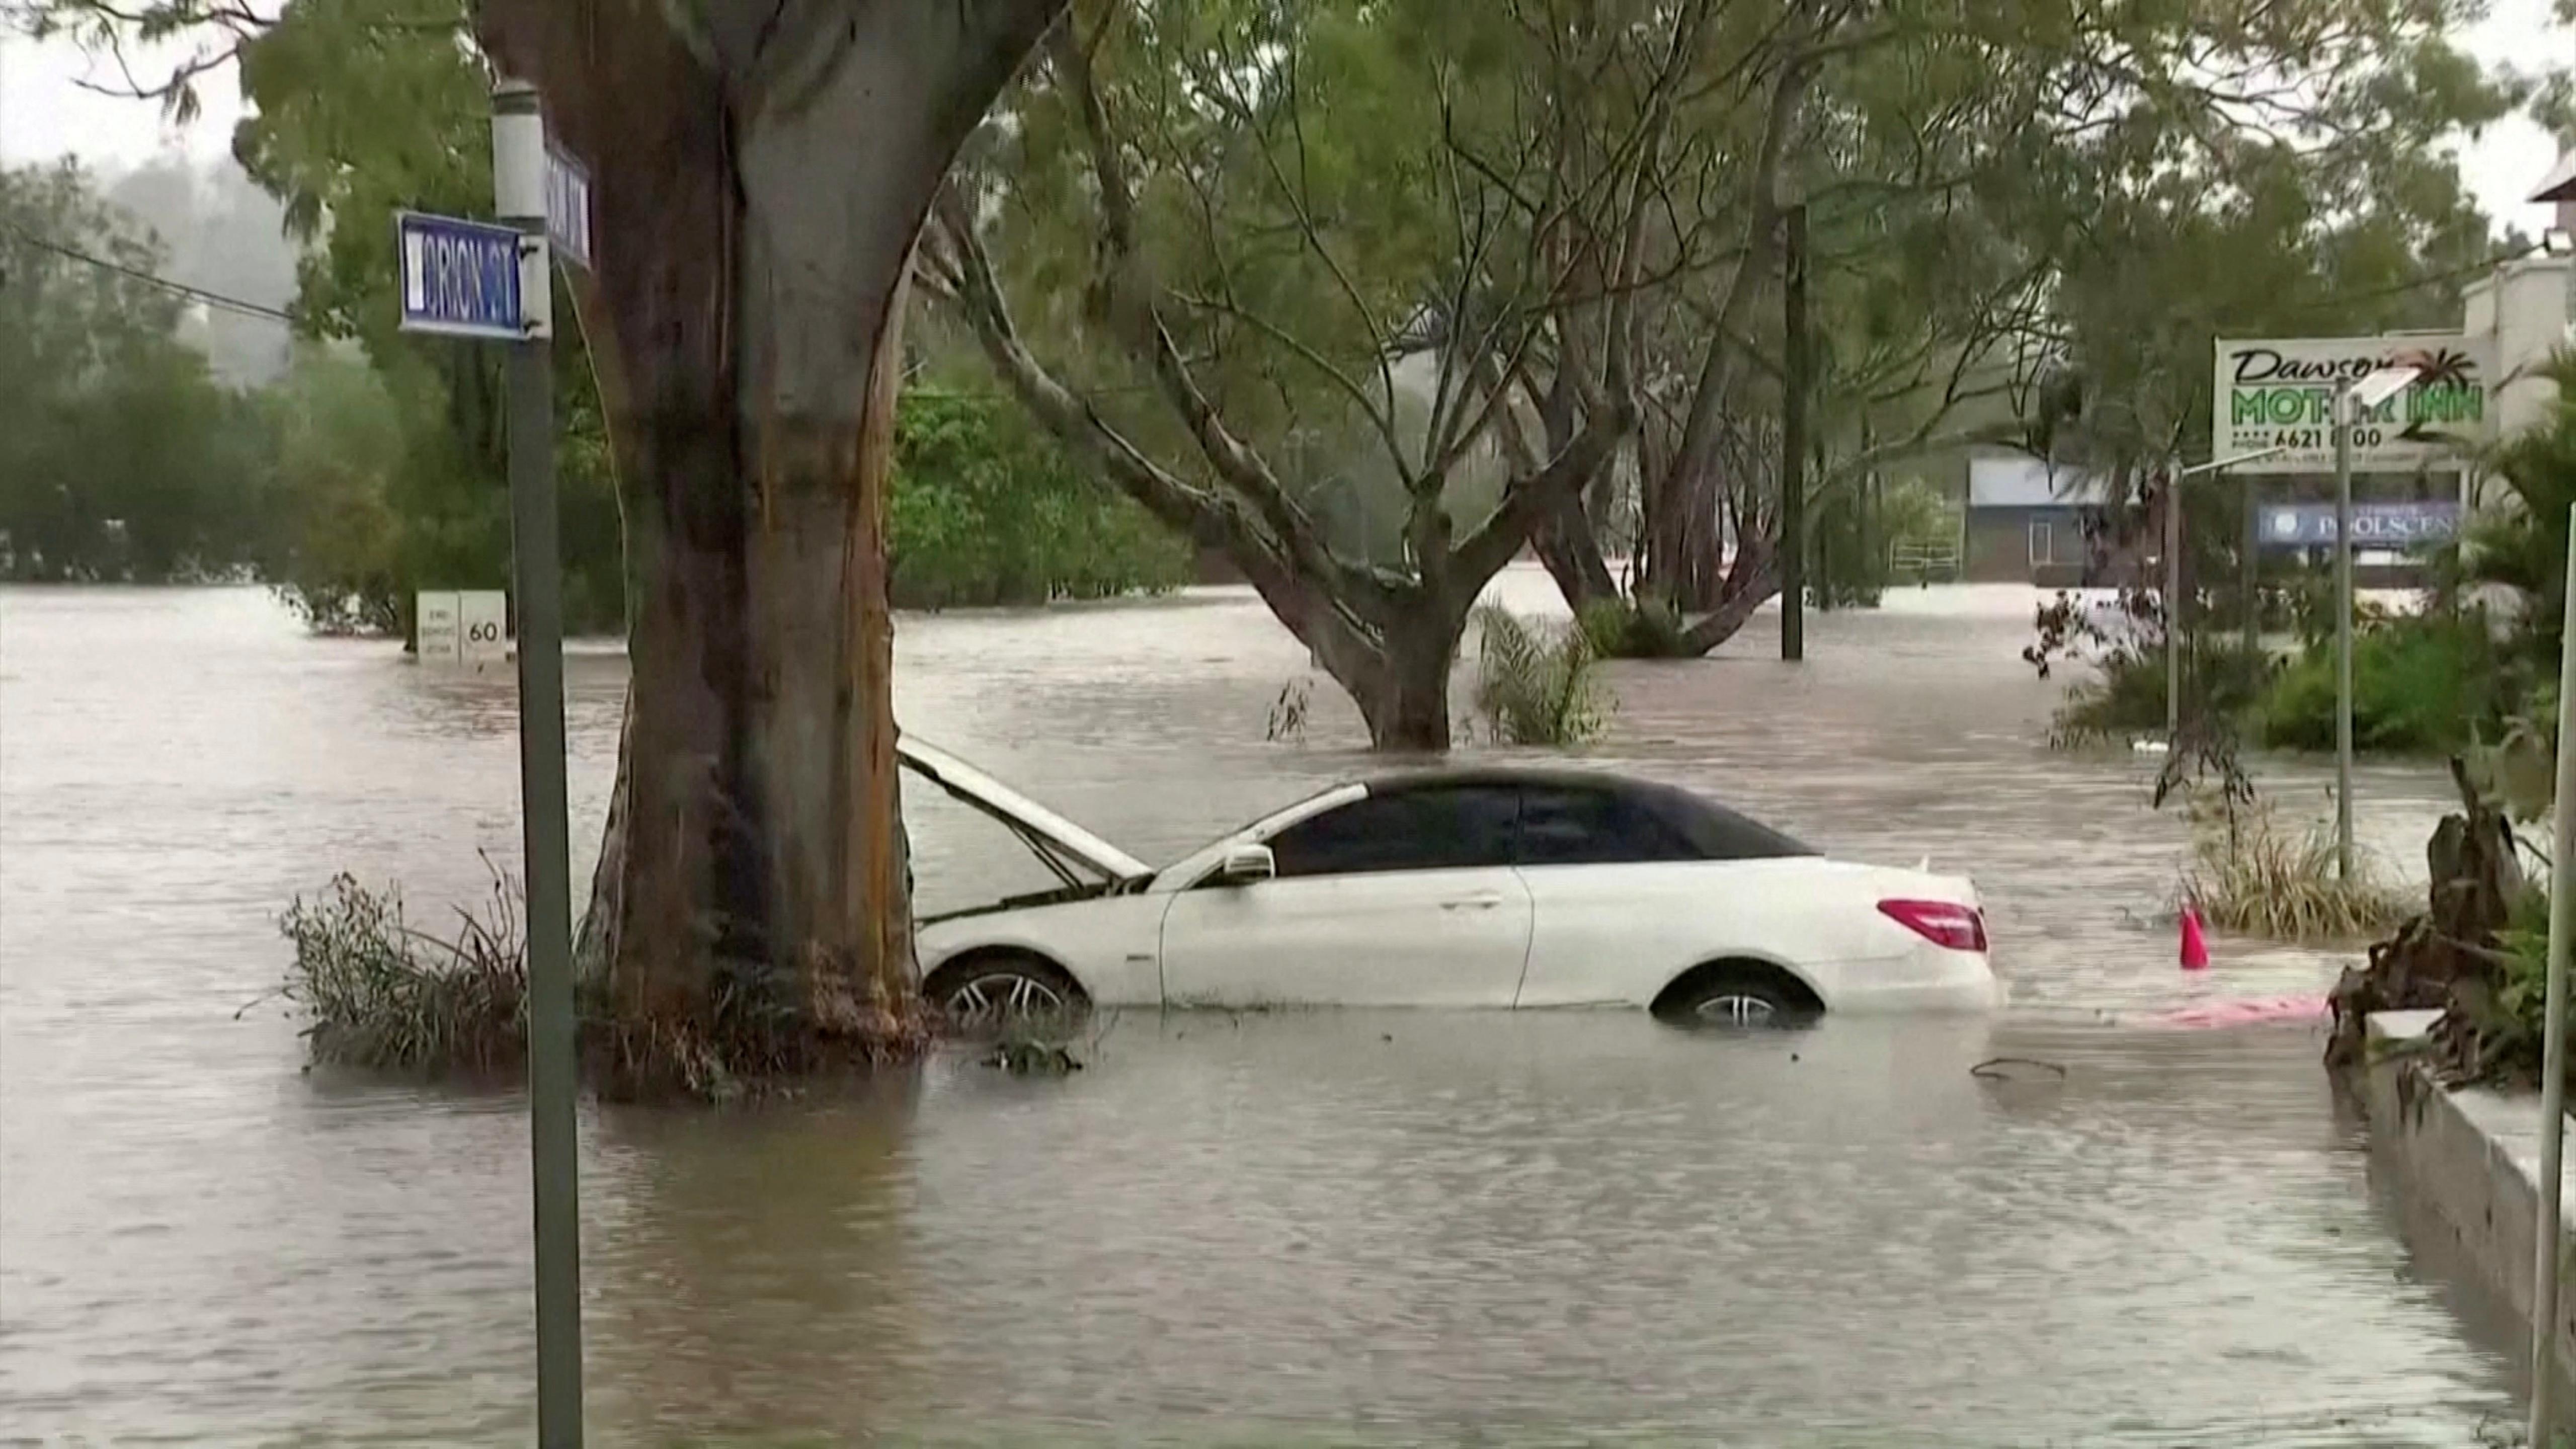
[{"left": 459, "top": 591, "right": 509, "bottom": 669}]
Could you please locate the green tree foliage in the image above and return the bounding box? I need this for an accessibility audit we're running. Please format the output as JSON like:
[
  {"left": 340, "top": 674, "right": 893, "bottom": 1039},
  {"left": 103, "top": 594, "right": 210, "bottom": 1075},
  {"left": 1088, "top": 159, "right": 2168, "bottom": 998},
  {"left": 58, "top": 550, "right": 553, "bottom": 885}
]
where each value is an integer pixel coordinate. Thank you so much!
[
  {"left": 891, "top": 386, "right": 1190, "bottom": 609},
  {"left": 41, "top": 0, "right": 1156, "bottom": 635},
  {"left": 936, "top": 0, "right": 1641, "bottom": 747},
  {"left": 225, "top": 0, "right": 629, "bottom": 636},
  {"left": 0, "top": 160, "right": 277, "bottom": 582},
  {"left": 2464, "top": 355, "right": 2576, "bottom": 677},
  {"left": 2024, "top": 12, "right": 2520, "bottom": 478}
]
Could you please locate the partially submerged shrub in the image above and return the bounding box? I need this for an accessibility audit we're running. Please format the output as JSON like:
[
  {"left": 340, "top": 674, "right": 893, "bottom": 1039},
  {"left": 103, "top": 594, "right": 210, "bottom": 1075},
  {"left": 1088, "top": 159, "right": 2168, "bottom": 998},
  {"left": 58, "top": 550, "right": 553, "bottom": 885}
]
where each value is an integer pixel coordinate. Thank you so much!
[
  {"left": 2255, "top": 611, "right": 2508, "bottom": 755},
  {"left": 1474, "top": 604, "right": 1610, "bottom": 746},
  {"left": 2184, "top": 798, "right": 2410, "bottom": 943},
  {"left": 277, "top": 863, "right": 947, "bottom": 1096},
  {"left": 1575, "top": 594, "right": 1691, "bottom": 659},
  {"left": 277, "top": 869, "right": 526, "bottom": 1073}
]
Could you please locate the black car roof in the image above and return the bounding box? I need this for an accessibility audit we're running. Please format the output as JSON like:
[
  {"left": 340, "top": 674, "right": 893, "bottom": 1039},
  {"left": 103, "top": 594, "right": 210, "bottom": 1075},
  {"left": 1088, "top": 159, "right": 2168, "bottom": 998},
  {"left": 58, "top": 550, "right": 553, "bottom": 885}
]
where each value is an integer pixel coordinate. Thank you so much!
[{"left": 1355, "top": 766, "right": 1815, "bottom": 859}]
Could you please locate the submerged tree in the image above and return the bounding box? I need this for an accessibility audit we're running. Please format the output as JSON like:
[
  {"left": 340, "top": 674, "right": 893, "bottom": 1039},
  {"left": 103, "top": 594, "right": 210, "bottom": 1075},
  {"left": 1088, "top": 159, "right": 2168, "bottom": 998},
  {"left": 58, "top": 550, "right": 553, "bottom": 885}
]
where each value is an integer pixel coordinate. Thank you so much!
[
  {"left": 471, "top": 0, "right": 1070, "bottom": 1077},
  {"left": 36, "top": 0, "right": 1072, "bottom": 1085},
  {"left": 929, "top": 0, "right": 1661, "bottom": 748}
]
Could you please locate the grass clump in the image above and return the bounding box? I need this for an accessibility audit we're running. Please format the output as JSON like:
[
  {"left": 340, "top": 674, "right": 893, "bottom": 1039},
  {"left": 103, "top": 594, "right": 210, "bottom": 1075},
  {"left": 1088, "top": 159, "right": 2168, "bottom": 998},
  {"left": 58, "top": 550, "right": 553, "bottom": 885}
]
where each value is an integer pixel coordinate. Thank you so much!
[
  {"left": 2183, "top": 798, "right": 2411, "bottom": 943},
  {"left": 1473, "top": 604, "right": 1611, "bottom": 746},
  {"left": 276, "top": 868, "right": 526, "bottom": 1073}
]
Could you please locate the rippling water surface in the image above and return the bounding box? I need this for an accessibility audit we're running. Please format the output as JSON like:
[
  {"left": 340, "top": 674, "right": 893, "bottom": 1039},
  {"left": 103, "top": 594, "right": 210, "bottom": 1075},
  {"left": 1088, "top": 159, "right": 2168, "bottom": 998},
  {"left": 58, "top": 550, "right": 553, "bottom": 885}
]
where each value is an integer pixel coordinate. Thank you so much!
[{"left": 0, "top": 578, "right": 2522, "bottom": 1444}]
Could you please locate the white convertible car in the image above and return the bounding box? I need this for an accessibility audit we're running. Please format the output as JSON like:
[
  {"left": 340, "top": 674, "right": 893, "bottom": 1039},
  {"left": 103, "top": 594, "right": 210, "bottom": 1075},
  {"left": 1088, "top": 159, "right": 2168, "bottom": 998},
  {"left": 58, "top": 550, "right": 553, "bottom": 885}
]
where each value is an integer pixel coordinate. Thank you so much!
[{"left": 899, "top": 738, "right": 1997, "bottom": 1026}]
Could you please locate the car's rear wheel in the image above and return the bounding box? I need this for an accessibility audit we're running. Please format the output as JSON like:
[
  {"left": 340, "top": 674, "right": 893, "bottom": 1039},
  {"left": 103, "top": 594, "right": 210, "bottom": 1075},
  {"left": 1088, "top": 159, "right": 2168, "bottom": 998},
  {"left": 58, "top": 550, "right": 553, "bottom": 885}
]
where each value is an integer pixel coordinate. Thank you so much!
[
  {"left": 1652, "top": 962, "right": 1822, "bottom": 1029},
  {"left": 925, "top": 952, "right": 1088, "bottom": 1025}
]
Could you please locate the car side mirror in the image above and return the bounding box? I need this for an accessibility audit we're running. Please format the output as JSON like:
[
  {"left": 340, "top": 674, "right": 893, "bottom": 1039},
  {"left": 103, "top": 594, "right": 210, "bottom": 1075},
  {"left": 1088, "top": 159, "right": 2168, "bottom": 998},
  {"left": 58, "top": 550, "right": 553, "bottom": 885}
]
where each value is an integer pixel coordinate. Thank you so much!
[{"left": 1216, "top": 843, "right": 1276, "bottom": 886}]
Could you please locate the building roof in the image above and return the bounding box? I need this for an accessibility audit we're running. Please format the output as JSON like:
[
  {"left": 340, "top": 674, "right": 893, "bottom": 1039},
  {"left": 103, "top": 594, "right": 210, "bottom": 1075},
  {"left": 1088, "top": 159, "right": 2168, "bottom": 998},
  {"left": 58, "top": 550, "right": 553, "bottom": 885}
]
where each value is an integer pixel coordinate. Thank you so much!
[
  {"left": 1968, "top": 451, "right": 2111, "bottom": 509},
  {"left": 2532, "top": 150, "right": 2576, "bottom": 204}
]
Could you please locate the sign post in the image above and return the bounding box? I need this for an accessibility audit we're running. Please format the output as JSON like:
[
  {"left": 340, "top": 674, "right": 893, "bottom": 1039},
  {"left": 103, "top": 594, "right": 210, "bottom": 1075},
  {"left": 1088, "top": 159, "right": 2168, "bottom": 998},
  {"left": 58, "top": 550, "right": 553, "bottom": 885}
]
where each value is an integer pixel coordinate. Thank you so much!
[
  {"left": 2334, "top": 389, "right": 2356, "bottom": 879},
  {"left": 544, "top": 141, "right": 593, "bottom": 271},
  {"left": 2255, "top": 501, "right": 2461, "bottom": 548},
  {"left": 2214, "top": 341, "right": 2449, "bottom": 881},
  {"left": 2535, "top": 501, "right": 2576, "bottom": 1449},
  {"left": 1781, "top": 201, "right": 1807, "bottom": 663},
  {"left": 458, "top": 589, "right": 509, "bottom": 670},
  {"left": 395, "top": 211, "right": 532, "bottom": 342},
  {"left": 415, "top": 590, "right": 462, "bottom": 665},
  {"left": 396, "top": 79, "right": 586, "bottom": 1446},
  {"left": 494, "top": 78, "right": 582, "bottom": 1449},
  {"left": 2333, "top": 366, "right": 2425, "bottom": 880},
  {"left": 2212, "top": 336, "right": 2489, "bottom": 474}
]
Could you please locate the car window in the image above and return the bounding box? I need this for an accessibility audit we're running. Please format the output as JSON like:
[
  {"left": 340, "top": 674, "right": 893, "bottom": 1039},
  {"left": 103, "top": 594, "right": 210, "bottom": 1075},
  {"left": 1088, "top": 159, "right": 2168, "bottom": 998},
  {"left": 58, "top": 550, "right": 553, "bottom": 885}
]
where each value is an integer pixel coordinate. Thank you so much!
[
  {"left": 1514, "top": 784, "right": 1703, "bottom": 866},
  {"left": 1264, "top": 785, "right": 1520, "bottom": 877}
]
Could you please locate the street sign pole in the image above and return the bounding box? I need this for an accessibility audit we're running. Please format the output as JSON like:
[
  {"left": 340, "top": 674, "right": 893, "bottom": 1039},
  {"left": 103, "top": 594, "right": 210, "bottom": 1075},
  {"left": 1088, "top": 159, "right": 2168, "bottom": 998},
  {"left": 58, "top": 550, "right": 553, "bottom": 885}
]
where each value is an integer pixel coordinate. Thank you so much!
[
  {"left": 1781, "top": 201, "right": 1807, "bottom": 663},
  {"left": 2165, "top": 469, "right": 2182, "bottom": 739},
  {"left": 2533, "top": 499, "right": 2576, "bottom": 1447},
  {"left": 2334, "top": 383, "right": 2356, "bottom": 881},
  {"left": 494, "top": 76, "right": 583, "bottom": 1449},
  {"left": 2241, "top": 474, "right": 2259, "bottom": 671}
]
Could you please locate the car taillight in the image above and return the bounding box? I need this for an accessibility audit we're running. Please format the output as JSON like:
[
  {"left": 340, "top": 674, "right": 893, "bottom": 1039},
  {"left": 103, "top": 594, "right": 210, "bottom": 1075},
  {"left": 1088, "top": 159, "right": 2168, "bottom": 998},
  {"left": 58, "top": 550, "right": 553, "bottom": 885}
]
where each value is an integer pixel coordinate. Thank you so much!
[{"left": 1879, "top": 898, "right": 1988, "bottom": 953}]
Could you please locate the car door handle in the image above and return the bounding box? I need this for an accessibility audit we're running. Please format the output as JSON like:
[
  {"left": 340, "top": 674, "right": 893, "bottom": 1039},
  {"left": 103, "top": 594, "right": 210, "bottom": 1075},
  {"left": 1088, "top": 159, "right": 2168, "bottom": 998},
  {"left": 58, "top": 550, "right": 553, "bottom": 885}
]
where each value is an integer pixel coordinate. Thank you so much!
[{"left": 1441, "top": 894, "right": 1506, "bottom": 911}]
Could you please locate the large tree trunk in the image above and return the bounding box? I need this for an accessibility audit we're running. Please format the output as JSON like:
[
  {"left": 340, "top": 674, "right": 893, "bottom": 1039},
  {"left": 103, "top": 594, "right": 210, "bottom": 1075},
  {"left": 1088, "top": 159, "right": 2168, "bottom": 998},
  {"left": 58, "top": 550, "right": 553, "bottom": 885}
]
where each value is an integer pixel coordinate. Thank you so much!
[
  {"left": 1534, "top": 489, "right": 1616, "bottom": 610},
  {"left": 479, "top": 0, "right": 1066, "bottom": 1090},
  {"left": 1235, "top": 554, "right": 1459, "bottom": 752},
  {"left": 1352, "top": 607, "right": 1464, "bottom": 753}
]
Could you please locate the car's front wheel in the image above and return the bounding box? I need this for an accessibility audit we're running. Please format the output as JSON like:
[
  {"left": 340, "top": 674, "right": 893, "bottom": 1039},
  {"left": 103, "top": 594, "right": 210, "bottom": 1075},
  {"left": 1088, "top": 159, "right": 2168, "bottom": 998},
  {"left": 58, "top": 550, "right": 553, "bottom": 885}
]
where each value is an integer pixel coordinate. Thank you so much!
[
  {"left": 1652, "top": 963, "right": 1822, "bottom": 1029},
  {"left": 924, "top": 952, "right": 1088, "bottom": 1025}
]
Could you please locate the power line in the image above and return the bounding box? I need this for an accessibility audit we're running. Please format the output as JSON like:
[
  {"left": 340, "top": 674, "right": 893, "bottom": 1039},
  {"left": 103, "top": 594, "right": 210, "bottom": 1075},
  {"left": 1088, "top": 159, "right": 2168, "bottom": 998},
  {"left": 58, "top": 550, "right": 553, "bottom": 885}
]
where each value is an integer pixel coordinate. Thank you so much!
[{"left": 0, "top": 220, "right": 298, "bottom": 325}]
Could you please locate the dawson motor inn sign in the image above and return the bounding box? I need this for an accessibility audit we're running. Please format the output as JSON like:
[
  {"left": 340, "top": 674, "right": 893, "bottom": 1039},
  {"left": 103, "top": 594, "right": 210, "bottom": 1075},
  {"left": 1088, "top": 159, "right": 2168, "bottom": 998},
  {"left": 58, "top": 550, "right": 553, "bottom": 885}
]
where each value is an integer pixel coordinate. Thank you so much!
[{"left": 2213, "top": 335, "right": 2490, "bottom": 474}]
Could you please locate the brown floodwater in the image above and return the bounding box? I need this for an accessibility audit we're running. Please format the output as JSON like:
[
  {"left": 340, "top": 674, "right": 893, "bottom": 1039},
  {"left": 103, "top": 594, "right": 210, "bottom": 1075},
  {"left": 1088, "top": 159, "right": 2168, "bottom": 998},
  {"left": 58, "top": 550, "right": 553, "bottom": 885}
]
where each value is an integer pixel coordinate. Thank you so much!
[{"left": 0, "top": 577, "right": 2527, "bottom": 1444}]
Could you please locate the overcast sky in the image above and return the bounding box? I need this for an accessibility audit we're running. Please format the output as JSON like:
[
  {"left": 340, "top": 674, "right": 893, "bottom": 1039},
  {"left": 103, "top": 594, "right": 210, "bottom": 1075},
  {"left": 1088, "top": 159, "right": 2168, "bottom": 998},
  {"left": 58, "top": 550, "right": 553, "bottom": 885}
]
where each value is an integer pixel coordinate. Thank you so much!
[{"left": 1, "top": 3, "right": 2571, "bottom": 225}]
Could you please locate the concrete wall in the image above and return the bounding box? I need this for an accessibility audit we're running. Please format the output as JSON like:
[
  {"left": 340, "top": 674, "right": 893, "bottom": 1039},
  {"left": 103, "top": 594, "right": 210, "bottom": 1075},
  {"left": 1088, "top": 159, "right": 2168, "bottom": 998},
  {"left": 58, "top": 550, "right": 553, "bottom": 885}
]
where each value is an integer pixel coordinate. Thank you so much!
[
  {"left": 2463, "top": 257, "right": 2572, "bottom": 450},
  {"left": 2361, "top": 1010, "right": 2576, "bottom": 1392}
]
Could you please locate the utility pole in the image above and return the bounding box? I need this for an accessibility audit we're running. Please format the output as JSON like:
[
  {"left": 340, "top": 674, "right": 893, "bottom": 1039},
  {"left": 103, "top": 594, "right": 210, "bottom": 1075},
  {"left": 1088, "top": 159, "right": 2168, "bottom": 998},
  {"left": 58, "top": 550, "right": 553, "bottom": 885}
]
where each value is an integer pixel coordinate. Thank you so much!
[
  {"left": 1781, "top": 201, "right": 1807, "bottom": 662},
  {"left": 493, "top": 76, "right": 584, "bottom": 1449}
]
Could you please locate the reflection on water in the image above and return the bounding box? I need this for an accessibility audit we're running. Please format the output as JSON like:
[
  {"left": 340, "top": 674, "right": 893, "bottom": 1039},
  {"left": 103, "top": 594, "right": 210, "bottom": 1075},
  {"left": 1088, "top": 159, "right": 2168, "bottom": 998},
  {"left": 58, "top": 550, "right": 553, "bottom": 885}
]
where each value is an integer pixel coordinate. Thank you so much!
[{"left": 0, "top": 580, "right": 2516, "bottom": 1444}]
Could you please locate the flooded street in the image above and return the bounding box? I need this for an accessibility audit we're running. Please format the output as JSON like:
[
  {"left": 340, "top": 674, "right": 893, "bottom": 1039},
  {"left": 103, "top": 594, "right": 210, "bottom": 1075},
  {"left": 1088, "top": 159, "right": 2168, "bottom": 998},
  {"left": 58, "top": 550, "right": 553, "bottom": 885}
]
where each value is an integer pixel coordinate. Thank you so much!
[{"left": 0, "top": 578, "right": 2524, "bottom": 1444}]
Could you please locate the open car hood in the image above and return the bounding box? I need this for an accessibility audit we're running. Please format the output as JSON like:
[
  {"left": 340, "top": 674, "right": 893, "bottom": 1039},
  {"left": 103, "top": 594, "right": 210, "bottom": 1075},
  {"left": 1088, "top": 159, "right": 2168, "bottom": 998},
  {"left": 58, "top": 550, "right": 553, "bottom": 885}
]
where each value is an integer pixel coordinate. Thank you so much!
[{"left": 896, "top": 736, "right": 1152, "bottom": 886}]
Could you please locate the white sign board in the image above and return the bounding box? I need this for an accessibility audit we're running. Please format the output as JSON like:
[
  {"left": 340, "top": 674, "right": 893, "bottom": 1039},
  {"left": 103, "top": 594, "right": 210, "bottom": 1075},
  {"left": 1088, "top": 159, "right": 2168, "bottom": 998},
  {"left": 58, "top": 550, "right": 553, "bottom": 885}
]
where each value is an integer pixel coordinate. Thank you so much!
[
  {"left": 545, "top": 143, "right": 592, "bottom": 271},
  {"left": 2213, "top": 336, "right": 2490, "bottom": 474},
  {"left": 416, "top": 591, "right": 461, "bottom": 665},
  {"left": 459, "top": 590, "right": 509, "bottom": 669}
]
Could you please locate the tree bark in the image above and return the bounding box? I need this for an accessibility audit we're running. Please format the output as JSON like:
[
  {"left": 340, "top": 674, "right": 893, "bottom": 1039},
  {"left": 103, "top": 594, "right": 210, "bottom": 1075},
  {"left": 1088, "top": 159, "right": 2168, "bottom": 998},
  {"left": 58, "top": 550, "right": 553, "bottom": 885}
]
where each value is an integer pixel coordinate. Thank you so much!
[
  {"left": 476, "top": 0, "right": 1067, "bottom": 1086},
  {"left": 1366, "top": 606, "right": 1470, "bottom": 752},
  {"left": 1534, "top": 488, "right": 1616, "bottom": 609}
]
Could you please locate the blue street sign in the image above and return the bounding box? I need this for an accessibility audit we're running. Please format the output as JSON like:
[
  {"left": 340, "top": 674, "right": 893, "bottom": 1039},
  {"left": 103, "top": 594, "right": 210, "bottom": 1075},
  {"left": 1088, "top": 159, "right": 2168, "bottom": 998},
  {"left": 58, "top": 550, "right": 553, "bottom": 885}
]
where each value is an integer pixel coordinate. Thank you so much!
[
  {"left": 2258, "top": 500, "right": 2460, "bottom": 550},
  {"left": 545, "top": 143, "right": 592, "bottom": 271},
  {"left": 396, "top": 210, "right": 529, "bottom": 341}
]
